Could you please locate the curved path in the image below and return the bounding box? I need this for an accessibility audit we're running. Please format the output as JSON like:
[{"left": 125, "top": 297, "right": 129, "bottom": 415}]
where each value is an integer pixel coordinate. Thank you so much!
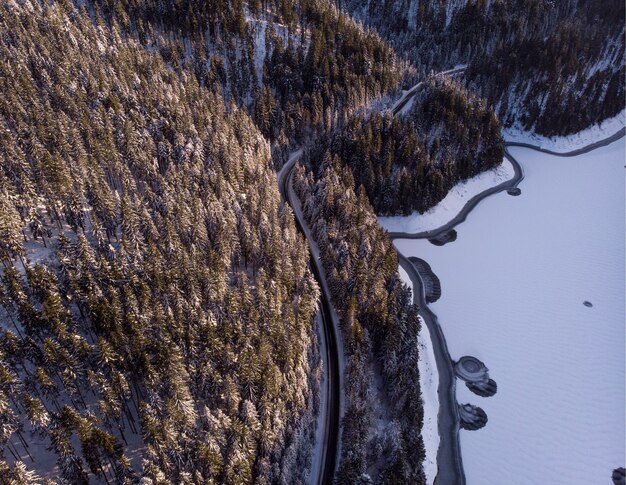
[
  {"left": 388, "top": 127, "right": 626, "bottom": 241},
  {"left": 387, "top": 149, "right": 523, "bottom": 241},
  {"left": 506, "top": 126, "right": 626, "bottom": 156},
  {"left": 278, "top": 151, "right": 342, "bottom": 485},
  {"left": 391, "top": 66, "right": 466, "bottom": 115},
  {"left": 276, "top": 67, "right": 468, "bottom": 485},
  {"left": 277, "top": 67, "right": 470, "bottom": 485},
  {"left": 279, "top": 62, "right": 625, "bottom": 484}
]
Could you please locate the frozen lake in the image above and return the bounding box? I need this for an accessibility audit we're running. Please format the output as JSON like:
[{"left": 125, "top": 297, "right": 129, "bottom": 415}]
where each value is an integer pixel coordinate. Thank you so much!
[{"left": 390, "top": 137, "right": 625, "bottom": 484}]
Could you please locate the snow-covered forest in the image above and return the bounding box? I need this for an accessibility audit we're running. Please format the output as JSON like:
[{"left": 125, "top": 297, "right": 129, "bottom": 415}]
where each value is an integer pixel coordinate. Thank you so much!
[
  {"left": 0, "top": 2, "right": 324, "bottom": 482},
  {"left": 0, "top": 0, "right": 416, "bottom": 482},
  {"left": 309, "top": 77, "right": 504, "bottom": 216},
  {"left": 341, "top": 0, "right": 625, "bottom": 136},
  {"left": 0, "top": 0, "right": 622, "bottom": 483},
  {"left": 293, "top": 161, "right": 426, "bottom": 482}
]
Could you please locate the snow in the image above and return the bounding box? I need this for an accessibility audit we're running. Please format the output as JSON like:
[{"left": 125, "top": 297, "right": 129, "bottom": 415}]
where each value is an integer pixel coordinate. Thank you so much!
[
  {"left": 1, "top": 213, "right": 145, "bottom": 480},
  {"left": 503, "top": 110, "right": 625, "bottom": 152},
  {"left": 378, "top": 158, "right": 515, "bottom": 233},
  {"left": 392, "top": 136, "right": 625, "bottom": 485},
  {"left": 249, "top": 19, "right": 268, "bottom": 87},
  {"left": 399, "top": 268, "right": 440, "bottom": 485},
  {"left": 399, "top": 95, "right": 416, "bottom": 117}
]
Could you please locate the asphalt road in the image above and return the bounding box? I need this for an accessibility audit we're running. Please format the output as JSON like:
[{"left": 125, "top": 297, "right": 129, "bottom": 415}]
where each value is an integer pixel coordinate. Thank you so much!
[
  {"left": 278, "top": 63, "right": 624, "bottom": 485},
  {"left": 388, "top": 127, "right": 626, "bottom": 241},
  {"left": 391, "top": 69, "right": 469, "bottom": 485},
  {"left": 398, "top": 254, "right": 466, "bottom": 485},
  {"left": 391, "top": 66, "right": 467, "bottom": 116},
  {"left": 278, "top": 155, "right": 342, "bottom": 485},
  {"left": 274, "top": 67, "right": 470, "bottom": 485}
]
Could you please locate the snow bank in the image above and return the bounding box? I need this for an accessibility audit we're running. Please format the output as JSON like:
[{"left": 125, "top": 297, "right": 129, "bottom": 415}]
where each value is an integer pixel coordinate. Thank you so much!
[
  {"left": 503, "top": 110, "right": 625, "bottom": 152},
  {"left": 399, "top": 95, "right": 416, "bottom": 117},
  {"left": 378, "top": 158, "right": 515, "bottom": 233},
  {"left": 398, "top": 267, "right": 440, "bottom": 485},
  {"left": 394, "top": 137, "right": 625, "bottom": 485}
]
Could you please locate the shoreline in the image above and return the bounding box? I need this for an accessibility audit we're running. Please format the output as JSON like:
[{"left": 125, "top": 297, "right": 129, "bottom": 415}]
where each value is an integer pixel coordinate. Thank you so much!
[
  {"left": 398, "top": 254, "right": 465, "bottom": 485},
  {"left": 388, "top": 128, "right": 625, "bottom": 484}
]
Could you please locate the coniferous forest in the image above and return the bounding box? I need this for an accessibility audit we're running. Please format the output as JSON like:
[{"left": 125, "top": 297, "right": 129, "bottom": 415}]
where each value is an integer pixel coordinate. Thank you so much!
[
  {"left": 312, "top": 77, "right": 503, "bottom": 216},
  {"left": 0, "top": 0, "right": 622, "bottom": 483},
  {"left": 341, "top": 0, "right": 625, "bottom": 136}
]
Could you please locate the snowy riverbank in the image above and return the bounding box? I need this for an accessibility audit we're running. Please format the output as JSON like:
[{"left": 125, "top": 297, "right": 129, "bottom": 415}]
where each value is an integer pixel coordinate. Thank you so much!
[
  {"left": 398, "top": 267, "right": 440, "bottom": 484},
  {"left": 503, "top": 110, "right": 625, "bottom": 152},
  {"left": 379, "top": 158, "right": 515, "bottom": 234},
  {"left": 393, "top": 136, "right": 625, "bottom": 484}
]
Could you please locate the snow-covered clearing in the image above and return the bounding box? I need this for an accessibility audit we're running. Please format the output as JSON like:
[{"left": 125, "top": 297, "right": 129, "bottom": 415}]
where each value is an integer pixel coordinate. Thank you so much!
[
  {"left": 250, "top": 19, "right": 268, "bottom": 87},
  {"left": 399, "top": 268, "right": 440, "bottom": 484},
  {"left": 503, "top": 110, "right": 625, "bottom": 152},
  {"left": 393, "top": 136, "right": 625, "bottom": 484},
  {"left": 398, "top": 95, "right": 416, "bottom": 117},
  {"left": 378, "top": 158, "right": 515, "bottom": 233}
]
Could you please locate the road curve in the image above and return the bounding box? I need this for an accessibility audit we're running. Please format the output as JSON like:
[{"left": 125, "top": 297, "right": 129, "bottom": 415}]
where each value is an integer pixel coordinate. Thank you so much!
[
  {"left": 277, "top": 153, "right": 342, "bottom": 485},
  {"left": 391, "top": 66, "right": 466, "bottom": 116},
  {"left": 390, "top": 66, "right": 625, "bottom": 484},
  {"left": 386, "top": 148, "right": 523, "bottom": 241},
  {"left": 275, "top": 67, "right": 471, "bottom": 485},
  {"left": 506, "top": 126, "right": 626, "bottom": 157},
  {"left": 388, "top": 127, "right": 626, "bottom": 241}
]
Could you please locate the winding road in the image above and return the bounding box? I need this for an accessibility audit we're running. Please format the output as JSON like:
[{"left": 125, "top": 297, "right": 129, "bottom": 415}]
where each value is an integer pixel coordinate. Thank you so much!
[
  {"left": 275, "top": 68, "right": 468, "bottom": 485},
  {"left": 388, "top": 127, "right": 626, "bottom": 241},
  {"left": 277, "top": 65, "right": 625, "bottom": 485},
  {"left": 391, "top": 66, "right": 466, "bottom": 116},
  {"left": 277, "top": 151, "right": 342, "bottom": 485}
]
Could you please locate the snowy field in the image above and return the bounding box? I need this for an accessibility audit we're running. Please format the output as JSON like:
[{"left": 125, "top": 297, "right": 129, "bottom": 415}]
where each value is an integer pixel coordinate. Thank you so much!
[
  {"left": 398, "top": 267, "right": 440, "bottom": 484},
  {"left": 503, "top": 110, "right": 625, "bottom": 152},
  {"left": 379, "top": 158, "right": 515, "bottom": 233},
  {"left": 392, "top": 137, "right": 625, "bottom": 484}
]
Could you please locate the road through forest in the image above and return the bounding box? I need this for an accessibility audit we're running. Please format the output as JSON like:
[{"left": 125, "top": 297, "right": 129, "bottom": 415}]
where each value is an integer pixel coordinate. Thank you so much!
[{"left": 278, "top": 63, "right": 625, "bottom": 484}]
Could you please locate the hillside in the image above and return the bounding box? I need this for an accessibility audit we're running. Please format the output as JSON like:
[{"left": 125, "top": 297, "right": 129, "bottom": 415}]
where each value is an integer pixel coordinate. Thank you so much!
[
  {"left": 0, "top": 0, "right": 422, "bottom": 482},
  {"left": 340, "top": 0, "right": 625, "bottom": 136},
  {"left": 0, "top": 0, "right": 621, "bottom": 483},
  {"left": 0, "top": 2, "right": 320, "bottom": 482},
  {"left": 314, "top": 76, "right": 503, "bottom": 216}
]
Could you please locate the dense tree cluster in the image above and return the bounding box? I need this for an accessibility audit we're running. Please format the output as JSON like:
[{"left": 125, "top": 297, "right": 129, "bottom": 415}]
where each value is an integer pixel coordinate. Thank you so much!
[
  {"left": 464, "top": 0, "right": 625, "bottom": 136},
  {"left": 93, "top": 0, "right": 404, "bottom": 162},
  {"left": 340, "top": 0, "right": 625, "bottom": 136},
  {"left": 0, "top": 1, "right": 320, "bottom": 482},
  {"left": 317, "top": 77, "right": 503, "bottom": 215},
  {"left": 293, "top": 160, "right": 426, "bottom": 484}
]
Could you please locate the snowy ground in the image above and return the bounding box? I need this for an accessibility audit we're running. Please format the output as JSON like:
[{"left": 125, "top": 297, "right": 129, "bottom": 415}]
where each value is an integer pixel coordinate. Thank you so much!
[
  {"left": 398, "top": 267, "right": 440, "bottom": 484},
  {"left": 393, "top": 137, "right": 625, "bottom": 484},
  {"left": 503, "top": 110, "right": 625, "bottom": 152},
  {"left": 378, "top": 158, "right": 515, "bottom": 233}
]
